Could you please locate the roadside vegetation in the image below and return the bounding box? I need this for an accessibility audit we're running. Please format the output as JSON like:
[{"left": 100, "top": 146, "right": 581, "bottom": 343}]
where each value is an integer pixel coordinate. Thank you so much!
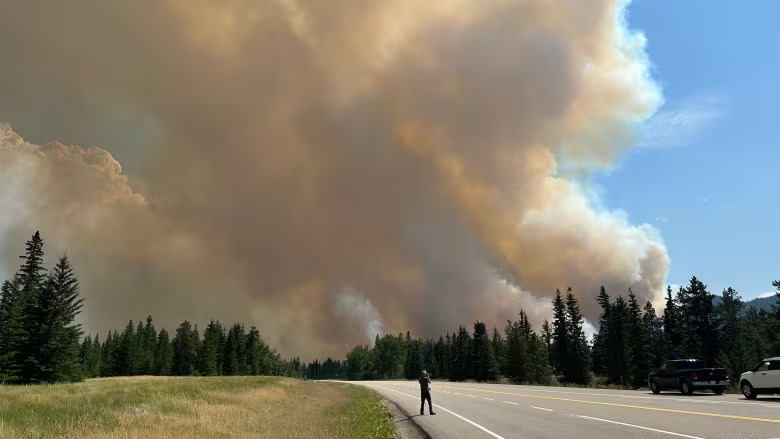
[{"left": 0, "top": 376, "right": 399, "bottom": 439}]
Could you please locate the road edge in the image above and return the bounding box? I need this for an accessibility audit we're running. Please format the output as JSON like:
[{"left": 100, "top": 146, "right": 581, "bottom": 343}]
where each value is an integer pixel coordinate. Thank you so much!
[{"left": 381, "top": 397, "right": 431, "bottom": 439}]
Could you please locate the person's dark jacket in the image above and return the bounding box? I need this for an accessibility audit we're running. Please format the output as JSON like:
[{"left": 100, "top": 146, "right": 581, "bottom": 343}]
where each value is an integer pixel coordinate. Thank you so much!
[{"left": 418, "top": 375, "right": 431, "bottom": 394}]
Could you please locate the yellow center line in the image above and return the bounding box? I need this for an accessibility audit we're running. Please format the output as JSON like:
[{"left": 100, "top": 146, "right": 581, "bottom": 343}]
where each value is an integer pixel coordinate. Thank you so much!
[{"left": 430, "top": 385, "right": 780, "bottom": 424}]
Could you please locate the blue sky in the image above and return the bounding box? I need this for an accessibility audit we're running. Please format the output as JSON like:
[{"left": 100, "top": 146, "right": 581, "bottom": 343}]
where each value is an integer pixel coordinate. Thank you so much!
[{"left": 598, "top": 0, "right": 780, "bottom": 299}]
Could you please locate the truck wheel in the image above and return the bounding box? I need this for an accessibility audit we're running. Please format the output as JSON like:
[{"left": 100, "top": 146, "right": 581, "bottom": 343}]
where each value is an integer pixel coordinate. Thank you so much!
[
  {"left": 741, "top": 381, "right": 757, "bottom": 399},
  {"left": 649, "top": 380, "right": 661, "bottom": 394},
  {"left": 680, "top": 379, "right": 693, "bottom": 395}
]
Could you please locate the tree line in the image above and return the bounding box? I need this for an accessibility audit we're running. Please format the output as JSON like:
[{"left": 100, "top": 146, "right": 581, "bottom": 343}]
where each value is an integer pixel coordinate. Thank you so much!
[
  {"left": 342, "top": 280, "right": 780, "bottom": 388},
  {"left": 0, "top": 232, "right": 303, "bottom": 384}
]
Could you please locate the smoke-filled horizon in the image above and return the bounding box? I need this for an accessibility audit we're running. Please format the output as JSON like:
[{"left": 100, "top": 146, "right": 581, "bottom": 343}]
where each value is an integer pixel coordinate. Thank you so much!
[{"left": 0, "top": 0, "right": 668, "bottom": 359}]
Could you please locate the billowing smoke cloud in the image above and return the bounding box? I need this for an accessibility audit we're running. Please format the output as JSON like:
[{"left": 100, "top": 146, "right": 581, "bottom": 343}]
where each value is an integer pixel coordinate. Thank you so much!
[{"left": 0, "top": 0, "right": 668, "bottom": 358}]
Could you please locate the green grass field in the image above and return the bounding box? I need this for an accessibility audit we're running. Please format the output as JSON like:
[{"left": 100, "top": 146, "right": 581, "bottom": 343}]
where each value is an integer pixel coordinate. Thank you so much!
[{"left": 0, "top": 377, "right": 399, "bottom": 439}]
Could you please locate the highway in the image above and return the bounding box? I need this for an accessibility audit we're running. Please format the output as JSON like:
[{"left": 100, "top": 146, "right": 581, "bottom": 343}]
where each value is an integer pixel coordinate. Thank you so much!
[{"left": 348, "top": 381, "right": 780, "bottom": 439}]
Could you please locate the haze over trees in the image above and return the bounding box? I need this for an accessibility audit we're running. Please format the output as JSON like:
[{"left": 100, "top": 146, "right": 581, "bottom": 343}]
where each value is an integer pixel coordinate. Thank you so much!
[
  {"left": 0, "top": 233, "right": 303, "bottom": 383},
  {"left": 3, "top": 232, "right": 779, "bottom": 387},
  {"left": 339, "top": 279, "right": 780, "bottom": 387}
]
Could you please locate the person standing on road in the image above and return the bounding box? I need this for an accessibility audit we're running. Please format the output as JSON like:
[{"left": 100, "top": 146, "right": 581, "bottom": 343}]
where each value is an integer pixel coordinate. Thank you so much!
[{"left": 419, "top": 370, "right": 436, "bottom": 416}]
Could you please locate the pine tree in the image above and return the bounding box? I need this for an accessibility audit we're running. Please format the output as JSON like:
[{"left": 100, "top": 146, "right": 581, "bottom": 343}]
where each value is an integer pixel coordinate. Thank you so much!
[
  {"left": 18, "top": 232, "right": 48, "bottom": 383},
  {"left": 155, "top": 329, "right": 173, "bottom": 375},
  {"left": 116, "top": 320, "right": 138, "bottom": 376},
  {"left": 199, "top": 319, "right": 224, "bottom": 376},
  {"left": 503, "top": 318, "right": 528, "bottom": 382},
  {"left": 550, "top": 289, "right": 568, "bottom": 378},
  {"left": 609, "top": 296, "right": 631, "bottom": 385},
  {"left": 662, "top": 285, "right": 680, "bottom": 359},
  {"left": 540, "top": 319, "right": 552, "bottom": 363},
  {"left": 471, "top": 321, "right": 497, "bottom": 382},
  {"left": 679, "top": 277, "right": 718, "bottom": 364},
  {"left": 137, "top": 316, "right": 156, "bottom": 375},
  {"left": 592, "top": 286, "right": 611, "bottom": 377},
  {"left": 642, "top": 301, "right": 664, "bottom": 369},
  {"left": 0, "top": 279, "right": 25, "bottom": 382},
  {"left": 565, "top": 288, "right": 589, "bottom": 384},
  {"left": 714, "top": 288, "right": 748, "bottom": 381},
  {"left": 172, "top": 321, "right": 199, "bottom": 376},
  {"left": 80, "top": 335, "right": 93, "bottom": 377},
  {"left": 223, "top": 323, "right": 247, "bottom": 375},
  {"left": 23, "top": 255, "right": 84, "bottom": 383},
  {"left": 452, "top": 326, "right": 472, "bottom": 381},
  {"left": 491, "top": 327, "right": 504, "bottom": 377},
  {"left": 90, "top": 334, "right": 102, "bottom": 377},
  {"left": 101, "top": 330, "right": 116, "bottom": 376},
  {"left": 246, "top": 326, "right": 270, "bottom": 375},
  {"left": 627, "top": 289, "right": 651, "bottom": 388}
]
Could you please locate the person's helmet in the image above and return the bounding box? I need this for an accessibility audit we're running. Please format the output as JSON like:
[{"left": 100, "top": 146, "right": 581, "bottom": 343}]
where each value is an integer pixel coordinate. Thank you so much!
[{"left": 421, "top": 370, "right": 428, "bottom": 377}]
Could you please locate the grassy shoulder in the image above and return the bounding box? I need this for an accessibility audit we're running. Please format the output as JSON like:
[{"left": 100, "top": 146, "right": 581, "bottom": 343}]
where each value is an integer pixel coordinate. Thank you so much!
[{"left": 0, "top": 376, "right": 400, "bottom": 439}]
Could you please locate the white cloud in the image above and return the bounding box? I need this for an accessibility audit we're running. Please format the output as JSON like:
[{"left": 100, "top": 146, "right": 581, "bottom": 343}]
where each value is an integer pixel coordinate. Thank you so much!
[
  {"left": 655, "top": 216, "right": 669, "bottom": 224},
  {"left": 638, "top": 96, "right": 725, "bottom": 148},
  {"left": 756, "top": 291, "right": 779, "bottom": 299}
]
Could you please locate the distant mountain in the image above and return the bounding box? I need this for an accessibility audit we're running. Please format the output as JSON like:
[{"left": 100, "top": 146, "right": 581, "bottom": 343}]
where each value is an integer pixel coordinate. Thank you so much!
[{"left": 711, "top": 293, "right": 778, "bottom": 311}]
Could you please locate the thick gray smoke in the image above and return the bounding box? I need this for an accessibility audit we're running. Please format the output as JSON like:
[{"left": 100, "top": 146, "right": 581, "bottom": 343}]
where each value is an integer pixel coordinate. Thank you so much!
[{"left": 0, "top": 0, "right": 668, "bottom": 357}]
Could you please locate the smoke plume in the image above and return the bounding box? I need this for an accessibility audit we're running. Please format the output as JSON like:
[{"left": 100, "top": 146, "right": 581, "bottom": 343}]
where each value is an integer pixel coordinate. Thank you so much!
[{"left": 0, "top": 0, "right": 668, "bottom": 358}]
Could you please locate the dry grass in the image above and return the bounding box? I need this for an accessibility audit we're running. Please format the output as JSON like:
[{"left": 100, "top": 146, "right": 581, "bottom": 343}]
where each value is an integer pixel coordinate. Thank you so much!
[{"left": 0, "top": 376, "right": 399, "bottom": 439}]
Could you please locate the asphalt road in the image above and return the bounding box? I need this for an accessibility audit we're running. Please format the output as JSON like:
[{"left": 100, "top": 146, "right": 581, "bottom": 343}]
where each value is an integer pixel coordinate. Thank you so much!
[{"left": 347, "top": 381, "right": 780, "bottom": 439}]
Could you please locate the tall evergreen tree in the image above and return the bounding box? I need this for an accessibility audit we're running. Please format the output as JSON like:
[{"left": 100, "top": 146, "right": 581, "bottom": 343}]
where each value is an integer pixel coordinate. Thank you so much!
[
  {"left": 23, "top": 255, "right": 84, "bottom": 383},
  {"left": 564, "top": 288, "right": 589, "bottom": 384},
  {"left": 550, "top": 289, "right": 568, "bottom": 378},
  {"left": 199, "top": 320, "right": 224, "bottom": 376},
  {"left": 609, "top": 296, "right": 631, "bottom": 385},
  {"left": 471, "top": 321, "right": 497, "bottom": 382},
  {"left": 223, "top": 323, "right": 247, "bottom": 375},
  {"left": 246, "top": 326, "right": 269, "bottom": 375},
  {"left": 154, "top": 329, "right": 173, "bottom": 375},
  {"left": 627, "top": 289, "right": 651, "bottom": 388},
  {"left": 592, "top": 286, "right": 611, "bottom": 377},
  {"left": 642, "top": 301, "right": 664, "bottom": 369},
  {"left": 679, "top": 277, "right": 718, "bottom": 364},
  {"left": 0, "top": 279, "right": 25, "bottom": 382},
  {"left": 662, "top": 285, "right": 681, "bottom": 359},
  {"left": 172, "top": 321, "right": 199, "bottom": 376},
  {"left": 491, "top": 327, "right": 504, "bottom": 377},
  {"left": 116, "top": 320, "right": 139, "bottom": 376},
  {"left": 714, "top": 288, "right": 748, "bottom": 380},
  {"left": 18, "top": 232, "right": 48, "bottom": 383},
  {"left": 451, "top": 326, "right": 472, "bottom": 381}
]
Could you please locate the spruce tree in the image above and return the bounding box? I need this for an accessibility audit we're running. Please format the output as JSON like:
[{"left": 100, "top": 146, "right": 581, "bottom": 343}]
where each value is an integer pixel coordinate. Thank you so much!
[
  {"left": 155, "top": 329, "right": 173, "bottom": 375},
  {"left": 452, "top": 326, "right": 472, "bottom": 381},
  {"left": 642, "top": 301, "right": 664, "bottom": 369},
  {"left": 116, "top": 320, "right": 138, "bottom": 376},
  {"left": 172, "top": 321, "right": 200, "bottom": 375},
  {"left": 714, "top": 288, "right": 748, "bottom": 381},
  {"left": 0, "top": 280, "right": 25, "bottom": 382},
  {"left": 609, "top": 296, "right": 631, "bottom": 385},
  {"left": 592, "top": 286, "right": 611, "bottom": 377},
  {"left": 565, "top": 288, "right": 589, "bottom": 385},
  {"left": 471, "top": 321, "right": 497, "bottom": 382},
  {"left": 199, "top": 320, "right": 224, "bottom": 376},
  {"left": 24, "top": 254, "right": 84, "bottom": 383},
  {"left": 627, "top": 289, "right": 651, "bottom": 388},
  {"left": 223, "top": 323, "right": 247, "bottom": 375},
  {"left": 662, "top": 285, "right": 680, "bottom": 359},
  {"left": 550, "top": 289, "right": 569, "bottom": 378},
  {"left": 491, "top": 327, "right": 504, "bottom": 377},
  {"left": 18, "top": 232, "right": 48, "bottom": 383}
]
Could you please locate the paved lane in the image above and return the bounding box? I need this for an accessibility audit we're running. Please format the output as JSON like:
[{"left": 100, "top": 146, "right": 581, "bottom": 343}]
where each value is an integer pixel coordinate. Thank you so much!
[{"left": 346, "top": 381, "right": 780, "bottom": 439}]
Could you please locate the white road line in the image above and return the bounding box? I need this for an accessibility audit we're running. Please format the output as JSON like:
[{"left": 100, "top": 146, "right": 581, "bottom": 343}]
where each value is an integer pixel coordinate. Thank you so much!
[
  {"left": 501, "top": 401, "right": 519, "bottom": 405},
  {"left": 482, "top": 397, "right": 494, "bottom": 401},
  {"left": 530, "top": 406, "right": 553, "bottom": 412},
  {"left": 572, "top": 415, "right": 705, "bottom": 439},
  {"left": 367, "top": 384, "right": 505, "bottom": 439},
  {"left": 466, "top": 395, "right": 477, "bottom": 398}
]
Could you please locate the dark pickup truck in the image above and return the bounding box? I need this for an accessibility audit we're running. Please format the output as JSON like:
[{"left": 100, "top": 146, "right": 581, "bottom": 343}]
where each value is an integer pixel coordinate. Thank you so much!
[{"left": 648, "top": 359, "right": 730, "bottom": 395}]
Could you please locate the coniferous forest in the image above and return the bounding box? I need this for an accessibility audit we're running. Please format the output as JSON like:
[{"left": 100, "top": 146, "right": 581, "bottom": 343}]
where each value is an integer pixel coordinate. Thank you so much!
[
  {"left": 2, "top": 232, "right": 779, "bottom": 387},
  {"left": 0, "top": 232, "right": 303, "bottom": 384},
  {"left": 338, "top": 284, "right": 780, "bottom": 387}
]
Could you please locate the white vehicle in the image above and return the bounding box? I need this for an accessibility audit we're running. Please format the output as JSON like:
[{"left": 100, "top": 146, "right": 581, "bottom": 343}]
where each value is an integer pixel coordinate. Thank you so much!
[{"left": 739, "top": 357, "right": 780, "bottom": 399}]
